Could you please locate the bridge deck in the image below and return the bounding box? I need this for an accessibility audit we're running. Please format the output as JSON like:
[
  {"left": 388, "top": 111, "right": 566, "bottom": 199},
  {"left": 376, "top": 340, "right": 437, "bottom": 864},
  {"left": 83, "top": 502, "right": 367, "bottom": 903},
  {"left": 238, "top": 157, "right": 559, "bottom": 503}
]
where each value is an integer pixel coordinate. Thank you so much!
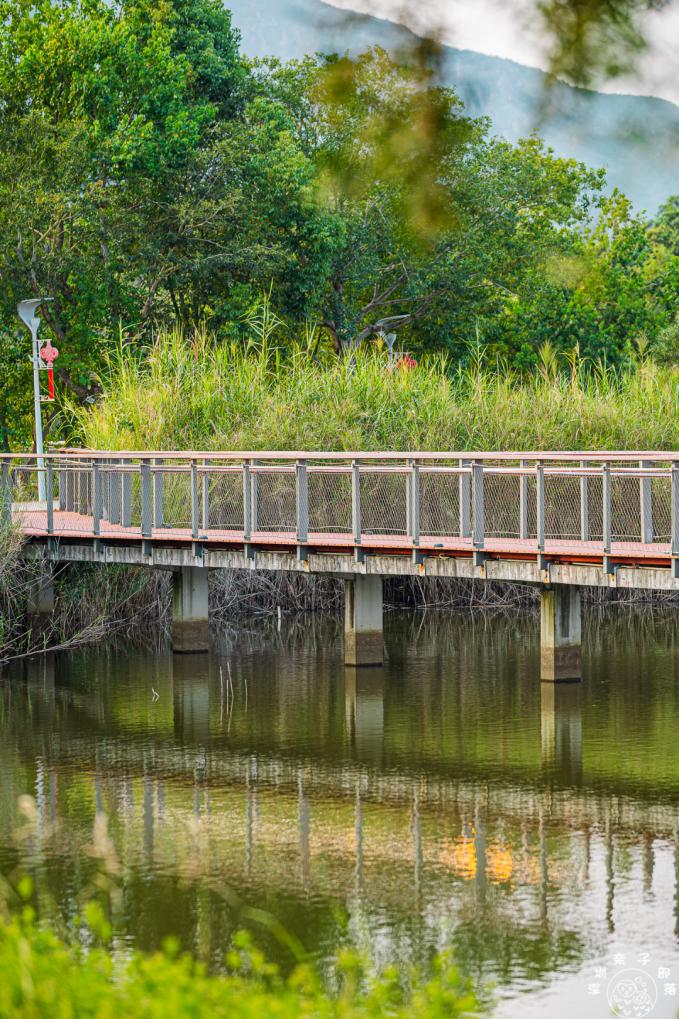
[{"left": 17, "top": 508, "right": 673, "bottom": 566}]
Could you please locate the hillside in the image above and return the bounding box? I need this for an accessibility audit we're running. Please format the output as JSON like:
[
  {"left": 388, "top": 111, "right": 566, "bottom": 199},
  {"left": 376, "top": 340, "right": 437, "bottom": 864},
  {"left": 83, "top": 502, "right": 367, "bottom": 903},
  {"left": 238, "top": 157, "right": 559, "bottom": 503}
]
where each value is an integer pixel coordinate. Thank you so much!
[{"left": 227, "top": 0, "right": 679, "bottom": 213}]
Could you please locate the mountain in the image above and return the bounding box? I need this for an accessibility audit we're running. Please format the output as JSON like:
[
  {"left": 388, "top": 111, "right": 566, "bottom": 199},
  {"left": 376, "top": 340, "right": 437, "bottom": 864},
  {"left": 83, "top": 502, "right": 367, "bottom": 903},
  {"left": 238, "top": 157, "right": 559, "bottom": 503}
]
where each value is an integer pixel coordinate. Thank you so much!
[{"left": 227, "top": 0, "right": 679, "bottom": 214}]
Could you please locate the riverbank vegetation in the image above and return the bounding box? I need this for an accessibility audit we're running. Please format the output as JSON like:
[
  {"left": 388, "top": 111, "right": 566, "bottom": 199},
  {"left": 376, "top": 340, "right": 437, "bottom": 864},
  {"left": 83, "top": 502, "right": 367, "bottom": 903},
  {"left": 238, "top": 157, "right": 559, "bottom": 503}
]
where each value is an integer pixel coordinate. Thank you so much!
[
  {"left": 0, "top": 527, "right": 165, "bottom": 662},
  {"left": 0, "top": 907, "right": 477, "bottom": 1018},
  {"left": 77, "top": 328, "right": 679, "bottom": 453}
]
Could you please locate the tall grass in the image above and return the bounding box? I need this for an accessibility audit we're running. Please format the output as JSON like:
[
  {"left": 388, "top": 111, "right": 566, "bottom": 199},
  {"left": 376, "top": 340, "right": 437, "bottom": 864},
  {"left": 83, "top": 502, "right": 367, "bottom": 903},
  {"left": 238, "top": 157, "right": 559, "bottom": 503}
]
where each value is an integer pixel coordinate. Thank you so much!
[{"left": 75, "top": 327, "right": 679, "bottom": 453}]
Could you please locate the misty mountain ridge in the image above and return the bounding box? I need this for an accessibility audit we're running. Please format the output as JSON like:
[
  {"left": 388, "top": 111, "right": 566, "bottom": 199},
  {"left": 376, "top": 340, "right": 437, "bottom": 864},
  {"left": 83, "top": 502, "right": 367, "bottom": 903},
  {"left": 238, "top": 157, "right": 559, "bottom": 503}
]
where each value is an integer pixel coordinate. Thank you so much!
[{"left": 227, "top": 0, "right": 679, "bottom": 213}]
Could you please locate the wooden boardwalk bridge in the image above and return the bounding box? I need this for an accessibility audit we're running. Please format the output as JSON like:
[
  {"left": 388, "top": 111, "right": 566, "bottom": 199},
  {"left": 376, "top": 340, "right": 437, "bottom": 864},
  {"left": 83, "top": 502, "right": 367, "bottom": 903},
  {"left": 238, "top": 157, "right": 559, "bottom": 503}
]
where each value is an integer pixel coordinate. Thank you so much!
[{"left": 4, "top": 449, "right": 679, "bottom": 678}]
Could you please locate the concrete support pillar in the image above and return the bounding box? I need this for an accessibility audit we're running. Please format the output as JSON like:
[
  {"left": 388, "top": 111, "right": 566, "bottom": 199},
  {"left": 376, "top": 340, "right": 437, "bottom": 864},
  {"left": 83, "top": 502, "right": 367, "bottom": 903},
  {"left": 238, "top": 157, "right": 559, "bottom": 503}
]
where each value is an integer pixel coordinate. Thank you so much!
[
  {"left": 172, "top": 566, "right": 209, "bottom": 653},
  {"left": 540, "top": 584, "right": 581, "bottom": 682},
  {"left": 344, "top": 575, "right": 383, "bottom": 666}
]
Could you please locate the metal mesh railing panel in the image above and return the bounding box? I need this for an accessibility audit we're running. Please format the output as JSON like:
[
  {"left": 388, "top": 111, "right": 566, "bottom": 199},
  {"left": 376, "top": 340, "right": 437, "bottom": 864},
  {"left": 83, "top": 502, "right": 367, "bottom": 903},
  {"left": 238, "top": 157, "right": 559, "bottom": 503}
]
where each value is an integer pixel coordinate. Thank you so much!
[
  {"left": 610, "top": 475, "right": 642, "bottom": 543},
  {"left": 545, "top": 474, "right": 582, "bottom": 541},
  {"left": 360, "top": 470, "right": 408, "bottom": 535},
  {"left": 484, "top": 472, "right": 522, "bottom": 539},
  {"left": 420, "top": 471, "right": 462, "bottom": 537},
  {"left": 204, "top": 471, "right": 243, "bottom": 531},
  {"left": 651, "top": 476, "right": 671, "bottom": 543},
  {"left": 159, "top": 470, "right": 192, "bottom": 530},
  {"left": 308, "top": 471, "right": 352, "bottom": 534},
  {"left": 55, "top": 465, "right": 93, "bottom": 534},
  {"left": 255, "top": 471, "right": 297, "bottom": 532},
  {"left": 585, "top": 475, "right": 604, "bottom": 543}
]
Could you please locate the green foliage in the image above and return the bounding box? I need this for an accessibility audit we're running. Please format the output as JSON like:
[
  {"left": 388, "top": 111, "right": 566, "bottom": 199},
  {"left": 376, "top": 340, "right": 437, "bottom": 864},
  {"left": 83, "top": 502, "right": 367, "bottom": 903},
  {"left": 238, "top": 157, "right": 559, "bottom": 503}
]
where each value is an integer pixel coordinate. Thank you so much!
[
  {"left": 75, "top": 327, "right": 679, "bottom": 453},
  {"left": 0, "top": 0, "right": 321, "bottom": 413},
  {"left": 0, "top": 910, "right": 477, "bottom": 1018},
  {"left": 1, "top": 0, "right": 678, "bottom": 448},
  {"left": 651, "top": 195, "right": 679, "bottom": 256},
  {"left": 535, "top": 0, "right": 650, "bottom": 88}
]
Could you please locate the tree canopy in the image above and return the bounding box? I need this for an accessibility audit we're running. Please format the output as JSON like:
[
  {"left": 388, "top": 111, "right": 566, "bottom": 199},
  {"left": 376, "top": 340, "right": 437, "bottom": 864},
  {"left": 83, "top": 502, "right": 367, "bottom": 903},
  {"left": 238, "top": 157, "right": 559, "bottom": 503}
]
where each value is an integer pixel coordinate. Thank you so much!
[{"left": 0, "top": 0, "right": 678, "bottom": 448}]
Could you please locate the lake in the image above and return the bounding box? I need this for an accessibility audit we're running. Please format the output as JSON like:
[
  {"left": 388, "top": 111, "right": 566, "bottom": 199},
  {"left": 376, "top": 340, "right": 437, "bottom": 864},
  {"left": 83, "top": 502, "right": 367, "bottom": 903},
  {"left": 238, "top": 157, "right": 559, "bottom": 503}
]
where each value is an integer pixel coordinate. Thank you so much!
[{"left": 2, "top": 609, "right": 679, "bottom": 1017}]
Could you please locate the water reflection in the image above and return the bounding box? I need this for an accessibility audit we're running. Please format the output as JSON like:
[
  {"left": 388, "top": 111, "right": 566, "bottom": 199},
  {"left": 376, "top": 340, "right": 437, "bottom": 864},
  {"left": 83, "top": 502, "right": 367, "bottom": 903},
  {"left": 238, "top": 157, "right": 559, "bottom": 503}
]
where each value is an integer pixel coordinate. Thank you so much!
[
  {"left": 540, "top": 683, "right": 582, "bottom": 784},
  {"left": 3, "top": 611, "right": 679, "bottom": 1016}
]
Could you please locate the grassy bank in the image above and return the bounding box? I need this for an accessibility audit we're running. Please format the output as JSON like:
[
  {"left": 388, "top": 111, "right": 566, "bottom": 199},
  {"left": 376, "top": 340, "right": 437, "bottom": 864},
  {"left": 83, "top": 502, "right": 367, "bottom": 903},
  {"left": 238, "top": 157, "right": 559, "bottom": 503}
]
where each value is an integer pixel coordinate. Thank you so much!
[
  {"left": 74, "top": 328, "right": 679, "bottom": 452},
  {"left": 0, "top": 909, "right": 477, "bottom": 1018}
]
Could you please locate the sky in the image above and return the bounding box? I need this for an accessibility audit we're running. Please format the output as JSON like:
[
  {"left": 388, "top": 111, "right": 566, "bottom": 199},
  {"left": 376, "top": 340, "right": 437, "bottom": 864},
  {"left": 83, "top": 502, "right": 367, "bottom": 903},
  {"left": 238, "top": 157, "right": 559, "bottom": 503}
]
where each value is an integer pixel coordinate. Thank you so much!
[{"left": 324, "top": 0, "right": 679, "bottom": 106}]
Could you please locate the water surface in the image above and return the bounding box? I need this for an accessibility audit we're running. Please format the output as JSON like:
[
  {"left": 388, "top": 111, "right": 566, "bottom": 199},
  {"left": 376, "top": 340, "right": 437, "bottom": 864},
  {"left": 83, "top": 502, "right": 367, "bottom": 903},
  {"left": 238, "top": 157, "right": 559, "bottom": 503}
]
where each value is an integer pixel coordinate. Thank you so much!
[{"left": 3, "top": 610, "right": 679, "bottom": 1017}]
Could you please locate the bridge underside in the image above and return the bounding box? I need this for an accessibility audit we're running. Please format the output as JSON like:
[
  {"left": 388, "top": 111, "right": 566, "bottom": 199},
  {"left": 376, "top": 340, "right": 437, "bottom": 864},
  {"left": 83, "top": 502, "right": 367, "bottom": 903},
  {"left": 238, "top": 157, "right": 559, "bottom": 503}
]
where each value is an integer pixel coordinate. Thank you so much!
[{"left": 23, "top": 520, "right": 679, "bottom": 592}]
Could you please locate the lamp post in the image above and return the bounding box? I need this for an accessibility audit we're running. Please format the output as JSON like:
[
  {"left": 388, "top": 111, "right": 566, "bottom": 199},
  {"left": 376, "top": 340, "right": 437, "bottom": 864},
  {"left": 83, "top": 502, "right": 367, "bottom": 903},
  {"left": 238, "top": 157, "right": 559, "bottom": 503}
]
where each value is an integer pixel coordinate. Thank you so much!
[{"left": 17, "top": 297, "right": 53, "bottom": 502}]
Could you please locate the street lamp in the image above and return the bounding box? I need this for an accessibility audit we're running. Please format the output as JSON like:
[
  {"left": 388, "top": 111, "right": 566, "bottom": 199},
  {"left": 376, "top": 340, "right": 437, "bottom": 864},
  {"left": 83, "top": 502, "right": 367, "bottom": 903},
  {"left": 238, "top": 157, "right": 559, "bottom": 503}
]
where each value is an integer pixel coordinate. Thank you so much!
[{"left": 17, "top": 297, "right": 53, "bottom": 502}]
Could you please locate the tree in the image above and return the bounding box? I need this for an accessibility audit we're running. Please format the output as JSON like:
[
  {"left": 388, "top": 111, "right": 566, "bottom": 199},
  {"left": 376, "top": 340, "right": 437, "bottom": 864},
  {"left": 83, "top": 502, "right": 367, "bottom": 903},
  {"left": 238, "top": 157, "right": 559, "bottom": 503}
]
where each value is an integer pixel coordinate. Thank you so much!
[
  {"left": 257, "top": 49, "right": 668, "bottom": 366},
  {"left": 650, "top": 196, "right": 679, "bottom": 256},
  {"left": 256, "top": 49, "right": 485, "bottom": 354},
  {"left": 0, "top": 0, "right": 245, "bottom": 397},
  {"left": 0, "top": 0, "right": 328, "bottom": 438}
]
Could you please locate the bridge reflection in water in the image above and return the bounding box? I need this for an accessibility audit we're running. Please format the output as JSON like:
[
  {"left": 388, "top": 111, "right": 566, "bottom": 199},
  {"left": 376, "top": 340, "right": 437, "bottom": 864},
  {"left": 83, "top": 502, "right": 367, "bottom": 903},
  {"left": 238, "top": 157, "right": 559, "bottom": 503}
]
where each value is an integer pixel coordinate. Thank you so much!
[{"left": 2, "top": 612, "right": 679, "bottom": 1016}]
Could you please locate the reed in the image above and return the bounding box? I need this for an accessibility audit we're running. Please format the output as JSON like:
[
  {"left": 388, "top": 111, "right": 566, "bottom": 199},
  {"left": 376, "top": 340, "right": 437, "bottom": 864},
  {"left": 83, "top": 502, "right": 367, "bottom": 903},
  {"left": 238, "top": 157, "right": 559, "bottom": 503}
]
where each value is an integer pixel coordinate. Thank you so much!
[
  {"left": 73, "top": 326, "right": 679, "bottom": 454},
  {"left": 0, "top": 526, "right": 168, "bottom": 663}
]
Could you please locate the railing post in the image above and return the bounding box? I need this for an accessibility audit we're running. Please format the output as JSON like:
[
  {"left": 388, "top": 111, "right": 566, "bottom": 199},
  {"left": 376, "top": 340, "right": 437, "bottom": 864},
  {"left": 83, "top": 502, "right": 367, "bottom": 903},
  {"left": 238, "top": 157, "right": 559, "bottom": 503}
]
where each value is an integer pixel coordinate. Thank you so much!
[
  {"left": 409, "top": 459, "right": 420, "bottom": 547},
  {"left": 201, "top": 459, "right": 209, "bottom": 532},
  {"left": 668, "top": 464, "right": 672, "bottom": 562},
  {"left": 580, "top": 459, "right": 589, "bottom": 542},
  {"left": 296, "top": 459, "right": 308, "bottom": 545},
  {"left": 251, "top": 458, "right": 259, "bottom": 532},
  {"left": 519, "top": 459, "right": 529, "bottom": 540},
  {"left": 153, "top": 458, "right": 164, "bottom": 528},
  {"left": 536, "top": 461, "right": 545, "bottom": 553},
  {"left": 472, "top": 460, "right": 484, "bottom": 550},
  {"left": 352, "top": 460, "right": 361, "bottom": 545},
  {"left": 459, "top": 458, "right": 471, "bottom": 538},
  {"left": 243, "top": 460, "right": 252, "bottom": 542},
  {"left": 59, "top": 464, "right": 67, "bottom": 511},
  {"left": 109, "top": 459, "right": 121, "bottom": 525},
  {"left": 140, "top": 458, "right": 152, "bottom": 538},
  {"left": 46, "top": 460, "right": 54, "bottom": 536},
  {"left": 121, "top": 459, "right": 132, "bottom": 528},
  {"left": 191, "top": 459, "right": 199, "bottom": 540},
  {"left": 602, "top": 461, "right": 612, "bottom": 557},
  {"left": 640, "top": 459, "right": 653, "bottom": 544},
  {"left": 92, "top": 460, "right": 102, "bottom": 537}
]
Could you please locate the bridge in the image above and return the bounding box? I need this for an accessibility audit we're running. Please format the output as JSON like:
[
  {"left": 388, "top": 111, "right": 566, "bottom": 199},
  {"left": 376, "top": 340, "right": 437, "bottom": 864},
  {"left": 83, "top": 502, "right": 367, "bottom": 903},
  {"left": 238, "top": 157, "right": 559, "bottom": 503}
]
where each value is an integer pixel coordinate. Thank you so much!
[{"left": 4, "top": 449, "right": 679, "bottom": 678}]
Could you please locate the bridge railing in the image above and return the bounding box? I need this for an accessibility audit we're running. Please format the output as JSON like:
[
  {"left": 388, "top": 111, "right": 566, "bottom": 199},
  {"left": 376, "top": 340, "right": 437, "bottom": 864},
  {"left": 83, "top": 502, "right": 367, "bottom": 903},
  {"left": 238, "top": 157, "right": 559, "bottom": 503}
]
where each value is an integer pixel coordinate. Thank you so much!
[{"left": 3, "top": 451, "right": 679, "bottom": 558}]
